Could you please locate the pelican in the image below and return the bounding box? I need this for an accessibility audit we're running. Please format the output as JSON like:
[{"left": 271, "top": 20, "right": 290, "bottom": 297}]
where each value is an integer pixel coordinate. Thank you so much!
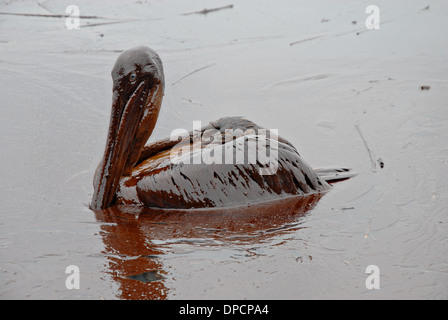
[{"left": 90, "top": 46, "right": 352, "bottom": 210}]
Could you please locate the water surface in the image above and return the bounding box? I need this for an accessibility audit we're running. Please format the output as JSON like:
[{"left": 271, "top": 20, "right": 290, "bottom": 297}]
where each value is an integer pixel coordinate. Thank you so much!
[{"left": 0, "top": 0, "right": 447, "bottom": 299}]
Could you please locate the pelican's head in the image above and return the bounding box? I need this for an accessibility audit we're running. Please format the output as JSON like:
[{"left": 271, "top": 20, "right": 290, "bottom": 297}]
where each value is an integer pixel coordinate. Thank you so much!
[{"left": 91, "top": 46, "right": 165, "bottom": 210}]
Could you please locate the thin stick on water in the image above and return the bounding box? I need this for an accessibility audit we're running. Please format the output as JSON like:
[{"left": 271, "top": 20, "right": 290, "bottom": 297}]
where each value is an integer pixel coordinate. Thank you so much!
[
  {"left": 0, "top": 12, "right": 117, "bottom": 19},
  {"left": 171, "top": 63, "right": 216, "bottom": 86},
  {"left": 182, "top": 4, "right": 234, "bottom": 16},
  {"left": 355, "top": 124, "right": 376, "bottom": 170}
]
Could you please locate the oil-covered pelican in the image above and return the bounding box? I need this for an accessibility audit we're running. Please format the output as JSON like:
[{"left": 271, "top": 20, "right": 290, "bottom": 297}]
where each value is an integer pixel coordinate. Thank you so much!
[{"left": 90, "top": 46, "right": 352, "bottom": 210}]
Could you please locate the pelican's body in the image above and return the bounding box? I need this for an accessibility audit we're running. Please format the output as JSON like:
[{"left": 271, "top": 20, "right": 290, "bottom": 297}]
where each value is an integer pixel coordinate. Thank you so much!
[
  {"left": 114, "top": 117, "right": 329, "bottom": 208},
  {"left": 90, "top": 46, "right": 349, "bottom": 210}
]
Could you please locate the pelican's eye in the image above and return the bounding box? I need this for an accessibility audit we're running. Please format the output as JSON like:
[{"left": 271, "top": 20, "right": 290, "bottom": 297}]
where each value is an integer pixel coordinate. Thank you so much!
[{"left": 129, "top": 72, "right": 137, "bottom": 82}]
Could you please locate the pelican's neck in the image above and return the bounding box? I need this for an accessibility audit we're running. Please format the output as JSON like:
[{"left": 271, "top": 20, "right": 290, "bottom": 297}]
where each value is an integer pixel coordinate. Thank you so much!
[{"left": 91, "top": 81, "right": 164, "bottom": 210}]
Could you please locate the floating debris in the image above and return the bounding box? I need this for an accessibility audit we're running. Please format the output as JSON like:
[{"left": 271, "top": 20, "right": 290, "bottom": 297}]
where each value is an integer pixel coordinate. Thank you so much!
[
  {"left": 355, "top": 124, "right": 377, "bottom": 171},
  {"left": 127, "top": 270, "right": 165, "bottom": 283},
  {"left": 420, "top": 85, "right": 431, "bottom": 90},
  {"left": 172, "top": 63, "right": 216, "bottom": 86},
  {"left": 377, "top": 157, "right": 384, "bottom": 169},
  {"left": 183, "top": 4, "right": 234, "bottom": 16},
  {"left": 296, "top": 255, "right": 312, "bottom": 263}
]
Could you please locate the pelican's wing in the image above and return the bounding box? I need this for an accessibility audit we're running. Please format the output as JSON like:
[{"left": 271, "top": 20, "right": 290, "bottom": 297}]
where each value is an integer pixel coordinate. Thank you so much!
[
  {"left": 137, "top": 116, "right": 296, "bottom": 165},
  {"left": 134, "top": 134, "right": 330, "bottom": 208}
]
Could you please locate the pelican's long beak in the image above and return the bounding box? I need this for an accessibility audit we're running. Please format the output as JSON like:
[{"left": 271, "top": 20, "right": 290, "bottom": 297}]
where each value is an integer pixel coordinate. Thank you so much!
[{"left": 90, "top": 79, "right": 163, "bottom": 210}]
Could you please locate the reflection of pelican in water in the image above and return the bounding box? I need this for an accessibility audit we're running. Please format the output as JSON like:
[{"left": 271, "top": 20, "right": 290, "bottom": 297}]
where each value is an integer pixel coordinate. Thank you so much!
[
  {"left": 95, "top": 194, "right": 323, "bottom": 300},
  {"left": 90, "top": 46, "right": 353, "bottom": 210}
]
